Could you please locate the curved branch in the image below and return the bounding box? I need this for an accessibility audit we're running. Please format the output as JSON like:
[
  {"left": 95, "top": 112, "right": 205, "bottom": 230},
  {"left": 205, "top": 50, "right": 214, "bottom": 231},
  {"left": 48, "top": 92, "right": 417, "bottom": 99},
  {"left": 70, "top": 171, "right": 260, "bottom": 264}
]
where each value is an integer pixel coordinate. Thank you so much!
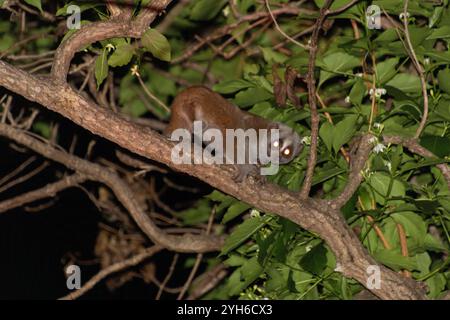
[
  {"left": 331, "top": 134, "right": 374, "bottom": 208},
  {"left": 60, "top": 245, "right": 163, "bottom": 300},
  {"left": 0, "top": 173, "right": 86, "bottom": 214},
  {"left": 402, "top": 0, "right": 429, "bottom": 139},
  {"left": 51, "top": 0, "right": 173, "bottom": 83}
]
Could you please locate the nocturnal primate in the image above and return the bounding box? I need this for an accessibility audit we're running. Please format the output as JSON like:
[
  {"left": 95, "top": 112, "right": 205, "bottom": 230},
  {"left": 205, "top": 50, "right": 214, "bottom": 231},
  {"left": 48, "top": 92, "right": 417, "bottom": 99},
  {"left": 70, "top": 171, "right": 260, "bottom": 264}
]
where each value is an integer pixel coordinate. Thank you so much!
[{"left": 164, "top": 86, "right": 302, "bottom": 181}]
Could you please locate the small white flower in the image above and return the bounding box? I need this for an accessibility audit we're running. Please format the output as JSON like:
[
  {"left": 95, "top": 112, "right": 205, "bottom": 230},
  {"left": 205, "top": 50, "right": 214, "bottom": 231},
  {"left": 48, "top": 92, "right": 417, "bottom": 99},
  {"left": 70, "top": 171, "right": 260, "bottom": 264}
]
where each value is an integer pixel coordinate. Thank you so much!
[
  {"left": 305, "top": 245, "right": 313, "bottom": 252},
  {"left": 383, "top": 160, "right": 392, "bottom": 172},
  {"left": 362, "top": 167, "right": 373, "bottom": 179},
  {"left": 355, "top": 73, "right": 364, "bottom": 78},
  {"left": 399, "top": 12, "right": 410, "bottom": 20},
  {"left": 301, "top": 136, "right": 311, "bottom": 146},
  {"left": 345, "top": 96, "right": 351, "bottom": 103},
  {"left": 250, "top": 209, "right": 260, "bottom": 218},
  {"left": 105, "top": 43, "right": 115, "bottom": 52},
  {"left": 424, "top": 58, "right": 430, "bottom": 65},
  {"left": 370, "top": 88, "right": 387, "bottom": 98},
  {"left": 373, "top": 143, "right": 386, "bottom": 154},
  {"left": 131, "top": 64, "right": 140, "bottom": 77},
  {"left": 334, "top": 263, "right": 343, "bottom": 272},
  {"left": 373, "top": 122, "right": 382, "bottom": 129},
  {"left": 222, "top": 6, "right": 230, "bottom": 17}
]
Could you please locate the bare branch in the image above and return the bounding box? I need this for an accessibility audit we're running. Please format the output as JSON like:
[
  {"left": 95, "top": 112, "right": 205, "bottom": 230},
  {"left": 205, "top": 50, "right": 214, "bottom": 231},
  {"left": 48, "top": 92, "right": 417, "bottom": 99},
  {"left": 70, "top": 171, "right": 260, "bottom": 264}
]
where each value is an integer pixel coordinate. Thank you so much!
[
  {"left": 60, "top": 245, "right": 163, "bottom": 300},
  {"left": 331, "top": 134, "right": 374, "bottom": 209},
  {"left": 0, "top": 173, "right": 86, "bottom": 214},
  {"left": 300, "top": 0, "right": 334, "bottom": 198},
  {"left": 51, "top": 0, "right": 173, "bottom": 83},
  {"left": 402, "top": 0, "right": 429, "bottom": 139}
]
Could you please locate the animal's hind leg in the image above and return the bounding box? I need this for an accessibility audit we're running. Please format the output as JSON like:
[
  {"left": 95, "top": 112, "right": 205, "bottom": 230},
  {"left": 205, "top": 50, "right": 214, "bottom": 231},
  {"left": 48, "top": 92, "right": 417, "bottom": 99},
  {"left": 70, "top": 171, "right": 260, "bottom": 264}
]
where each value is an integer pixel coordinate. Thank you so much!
[{"left": 163, "top": 102, "right": 196, "bottom": 138}]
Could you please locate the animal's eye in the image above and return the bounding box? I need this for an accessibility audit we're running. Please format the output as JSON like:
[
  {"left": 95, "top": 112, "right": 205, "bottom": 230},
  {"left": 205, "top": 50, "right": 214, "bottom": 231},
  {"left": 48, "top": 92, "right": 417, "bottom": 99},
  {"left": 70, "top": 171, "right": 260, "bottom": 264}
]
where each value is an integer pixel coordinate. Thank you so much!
[
  {"left": 283, "top": 148, "right": 291, "bottom": 156},
  {"left": 273, "top": 141, "right": 279, "bottom": 148}
]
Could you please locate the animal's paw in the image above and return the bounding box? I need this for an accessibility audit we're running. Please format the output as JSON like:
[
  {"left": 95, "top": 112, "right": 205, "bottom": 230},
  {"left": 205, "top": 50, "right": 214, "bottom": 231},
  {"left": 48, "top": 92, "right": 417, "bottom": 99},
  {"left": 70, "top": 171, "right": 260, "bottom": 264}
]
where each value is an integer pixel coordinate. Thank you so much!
[{"left": 232, "top": 164, "right": 262, "bottom": 183}]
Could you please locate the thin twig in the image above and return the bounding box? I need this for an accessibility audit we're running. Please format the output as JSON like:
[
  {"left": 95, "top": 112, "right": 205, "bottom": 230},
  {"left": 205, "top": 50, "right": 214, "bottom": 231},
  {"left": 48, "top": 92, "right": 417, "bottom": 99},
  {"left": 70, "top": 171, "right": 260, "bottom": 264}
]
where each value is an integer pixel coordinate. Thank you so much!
[
  {"left": 402, "top": 0, "right": 429, "bottom": 139},
  {"left": 264, "top": 0, "right": 308, "bottom": 49},
  {"left": 177, "top": 207, "right": 216, "bottom": 300},
  {"left": 300, "top": 0, "right": 334, "bottom": 198},
  {"left": 156, "top": 253, "right": 179, "bottom": 299},
  {"left": 60, "top": 246, "right": 163, "bottom": 300}
]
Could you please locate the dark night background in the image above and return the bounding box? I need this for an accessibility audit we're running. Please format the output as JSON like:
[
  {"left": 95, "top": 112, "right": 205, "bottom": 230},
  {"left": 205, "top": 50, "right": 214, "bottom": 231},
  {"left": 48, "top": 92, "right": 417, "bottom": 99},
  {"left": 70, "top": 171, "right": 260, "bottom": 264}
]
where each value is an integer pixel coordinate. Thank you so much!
[{"left": 0, "top": 112, "right": 209, "bottom": 300}]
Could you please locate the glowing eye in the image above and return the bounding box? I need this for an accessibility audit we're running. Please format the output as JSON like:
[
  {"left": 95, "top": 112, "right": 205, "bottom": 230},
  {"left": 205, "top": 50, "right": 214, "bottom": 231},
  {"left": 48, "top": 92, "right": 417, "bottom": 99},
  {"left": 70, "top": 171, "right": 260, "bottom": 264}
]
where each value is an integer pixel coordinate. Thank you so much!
[
  {"left": 283, "top": 149, "right": 291, "bottom": 156},
  {"left": 273, "top": 141, "right": 279, "bottom": 148}
]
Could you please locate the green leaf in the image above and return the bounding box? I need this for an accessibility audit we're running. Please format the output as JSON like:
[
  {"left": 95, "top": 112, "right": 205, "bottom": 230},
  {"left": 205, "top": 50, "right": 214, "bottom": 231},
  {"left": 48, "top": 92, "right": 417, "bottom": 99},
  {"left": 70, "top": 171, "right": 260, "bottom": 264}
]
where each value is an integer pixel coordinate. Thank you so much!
[
  {"left": 332, "top": 115, "right": 358, "bottom": 153},
  {"left": 300, "top": 243, "right": 327, "bottom": 275},
  {"left": 32, "top": 121, "right": 51, "bottom": 139},
  {"left": 221, "top": 216, "right": 271, "bottom": 255},
  {"left": 420, "top": 136, "right": 450, "bottom": 158},
  {"left": 424, "top": 234, "right": 447, "bottom": 252},
  {"left": 234, "top": 87, "right": 272, "bottom": 107},
  {"left": 426, "top": 26, "right": 450, "bottom": 40},
  {"left": 386, "top": 73, "right": 422, "bottom": 93},
  {"left": 141, "top": 28, "right": 171, "bottom": 62},
  {"left": 222, "top": 202, "right": 251, "bottom": 223},
  {"left": 373, "top": 249, "right": 417, "bottom": 271},
  {"left": 260, "top": 47, "right": 288, "bottom": 64},
  {"left": 95, "top": 48, "right": 109, "bottom": 87},
  {"left": 348, "top": 78, "right": 366, "bottom": 105},
  {"left": 437, "top": 69, "right": 450, "bottom": 94},
  {"left": 426, "top": 274, "right": 446, "bottom": 299},
  {"left": 24, "top": 0, "right": 42, "bottom": 12},
  {"left": 318, "top": 51, "right": 360, "bottom": 86},
  {"left": 319, "top": 122, "right": 334, "bottom": 151},
  {"left": 190, "top": 0, "right": 227, "bottom": 21},
  {"left": 213, "top": 80, "right": 254, "bottom": 94},
  {"left": 376, "top": 58, "right": 399, "bottom": 84},
  {"left": 315, "top": 0, "right": 358, "bottom": 12},
  {"left": 226, "top": 257, "right": 263, "bottom": 296},
  {"left": 312, "top": 167, "right": 346, "bottom": 186},
  {"left": 391, "top": 212, "right": 427, "bottom": 247},
  {"left": 368, "top": 172, "right": 406, "bottom": 205},
  {"left": 56, "top": 1, "right": 102, "bottom": 16},
  {"left": 108, "top": 44, "right": 135, "bottom": 67},
  {"left": 319, "top": 115, "right": 358, "bottom": 153}
]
